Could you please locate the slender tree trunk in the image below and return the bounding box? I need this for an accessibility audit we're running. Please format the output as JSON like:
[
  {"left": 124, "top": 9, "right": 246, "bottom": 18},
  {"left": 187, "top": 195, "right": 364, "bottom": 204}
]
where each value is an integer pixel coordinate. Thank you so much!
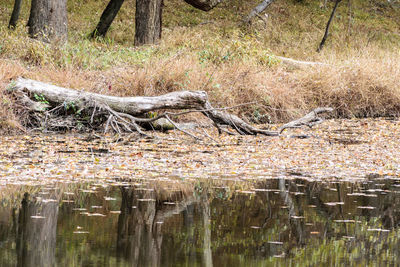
[
  {"left": 8, "top": 0, "right": 22, "bottom": 29},
  {"left": 28, "top": 0, "right": 68, "bottom": 42},
  {"left": 91, "top": 0, "right": 125, "bottom": 38},
  {"left": 134, "top": 0, "right": 163, "bottom": 46},
  {"left": 317, "top": 0, "right": 342, "bottom": 52}
]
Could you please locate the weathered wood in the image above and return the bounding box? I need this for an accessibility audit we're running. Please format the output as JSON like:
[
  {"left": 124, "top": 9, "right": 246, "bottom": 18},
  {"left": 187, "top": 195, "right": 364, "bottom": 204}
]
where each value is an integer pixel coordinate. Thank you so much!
[
  {"left": 9, "top": 78, "right": 332, "bottom": 137},
  {"left": 279, "top": 107, "right": 333, "bottom": 133},
  {"left": 28, "top": 0, "right": 68, "bottom": 42},
  {"left": 10, "top": 78, "right": 208, "bottom": 115},
  {"left": 135, "top": 0, "right": 164, "bottom": 46}
]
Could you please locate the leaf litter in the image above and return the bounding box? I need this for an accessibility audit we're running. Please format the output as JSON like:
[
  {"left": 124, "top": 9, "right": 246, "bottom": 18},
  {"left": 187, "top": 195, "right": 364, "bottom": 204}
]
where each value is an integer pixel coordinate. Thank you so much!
[{"left": 0, "top": 118, "right": 399, "bottom": 191}]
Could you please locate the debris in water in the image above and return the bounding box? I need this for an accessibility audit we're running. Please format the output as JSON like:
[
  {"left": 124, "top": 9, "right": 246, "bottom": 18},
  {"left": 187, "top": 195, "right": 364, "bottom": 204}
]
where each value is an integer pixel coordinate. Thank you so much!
[
  {"left": 357, "top": 206, "right": 376, "bottom": 210},
  {"left": 325, "top": 202, "right": 344, "bottom": 206},
  {"left": 31, "top": 215, "right": 45, "bottom": 219},
  {"left": 334, "top": 220, "right": 361, "bottom": 223},
  {"left": 268, "top": 241, "right": 283, "bottom": 245},
  {"left": 367, "top": 228, "right": 390, "bottom": 232},
  {"left": 87, "top": 213, "right": 106, "bottom": 217},
  {"left": 110, "top": 211, "right": 121, "bottom": 214}
]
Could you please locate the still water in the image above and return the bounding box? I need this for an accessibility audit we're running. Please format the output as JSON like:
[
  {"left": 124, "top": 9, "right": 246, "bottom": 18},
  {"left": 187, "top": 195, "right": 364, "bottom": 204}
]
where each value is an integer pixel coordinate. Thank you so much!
[{"left": 1, "top": 178, "right": 400, "bottom": 266}]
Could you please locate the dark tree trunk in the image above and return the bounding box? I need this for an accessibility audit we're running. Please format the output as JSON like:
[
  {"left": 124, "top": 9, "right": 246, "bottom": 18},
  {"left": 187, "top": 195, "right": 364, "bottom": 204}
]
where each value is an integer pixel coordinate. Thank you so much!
[
  {"left": 8, "top": 0, "right": 22, "bottom": 29},
  {"left": 134, "top": 0, "right": 163, "bottom": 46},
  {"left": 184, "top": 0, "right": 221, "bottom": 11},
  {"left": 317, "top": 0, "right": 342, "bottom": 52},
  {"left": 28, "top": 0, "right": 68, "bottom": 42},
  {"left": 91, "top": 0, "right": 125, "bottom": 38}
]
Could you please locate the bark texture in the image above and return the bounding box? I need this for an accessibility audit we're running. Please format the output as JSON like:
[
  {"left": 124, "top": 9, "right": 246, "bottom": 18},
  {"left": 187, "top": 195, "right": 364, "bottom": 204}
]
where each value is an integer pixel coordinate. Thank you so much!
[
  {"left": 91, "top": 0, "right": 125, "bottom": 38},
  {"left": 28, "top": 0, "right": 68, "bottom": 42},
  {"left": 184, "top": 0, "right": 221, "bottom": 11},
  {"left": 8, "top": 0, "right": 22, "bottom": 29},
  {"left": 134, "top": 0, "right": 163, "bottom": 46}
]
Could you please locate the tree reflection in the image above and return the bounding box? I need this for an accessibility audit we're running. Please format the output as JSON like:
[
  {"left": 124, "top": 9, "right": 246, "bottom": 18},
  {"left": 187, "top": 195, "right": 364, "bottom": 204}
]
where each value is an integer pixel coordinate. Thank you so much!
[
  {"left": 16, "top": 192, "right": 59, "bottom": 267},
  {"left": 117, "top": 187, "right": 197, "bottom": 266},
  {"left": 201, "top": 194, "right": 213, "bottom": 267},
  {"left": 117, "top": 187, "right": 161, "bottom": 266},
  {"left": 278, "top": 179, "right": 306, "bottom": 247}
]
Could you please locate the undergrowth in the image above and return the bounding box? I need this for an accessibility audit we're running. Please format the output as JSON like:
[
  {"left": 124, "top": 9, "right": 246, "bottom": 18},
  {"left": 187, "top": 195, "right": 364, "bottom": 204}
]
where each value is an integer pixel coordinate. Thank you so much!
[{"left": 0, "top": 0, "right": 399, "bottom": 133}]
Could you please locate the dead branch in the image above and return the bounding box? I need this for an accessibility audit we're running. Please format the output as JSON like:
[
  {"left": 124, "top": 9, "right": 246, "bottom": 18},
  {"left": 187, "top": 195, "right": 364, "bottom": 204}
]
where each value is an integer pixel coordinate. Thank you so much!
[
  {"left": 279, "top": 107, "right": 333, "bottom": 134},
  {"left": 244, "top": 0, "right": 275, "bottom": 24},
  {"left": 8, "top": 78, "right": 332, "bottom": 138}
]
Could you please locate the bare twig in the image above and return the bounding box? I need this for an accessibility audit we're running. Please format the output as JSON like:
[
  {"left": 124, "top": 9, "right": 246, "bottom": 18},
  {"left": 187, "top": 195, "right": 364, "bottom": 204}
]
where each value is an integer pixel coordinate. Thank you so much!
[{"left": 165, "top": 115, "right": 200, "bottom": 140}]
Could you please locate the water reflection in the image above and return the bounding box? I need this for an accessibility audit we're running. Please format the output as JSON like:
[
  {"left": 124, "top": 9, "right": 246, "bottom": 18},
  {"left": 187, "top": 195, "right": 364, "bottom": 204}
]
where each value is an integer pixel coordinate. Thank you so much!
[
  {"left": 16, "top": 192, "right": 59, "bottom": 267},
  {"left": 117, "top": 187, "right": 162, "bottom": 266},
  {"left": 1, "top": 178, "right": 400, "bottom": 266}
]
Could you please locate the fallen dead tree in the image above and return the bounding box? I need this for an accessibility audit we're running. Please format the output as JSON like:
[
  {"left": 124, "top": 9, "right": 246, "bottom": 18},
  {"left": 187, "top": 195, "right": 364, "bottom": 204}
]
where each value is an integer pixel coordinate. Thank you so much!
[{"left": 8, "top": 78, "right": 332, "bottom": 138}]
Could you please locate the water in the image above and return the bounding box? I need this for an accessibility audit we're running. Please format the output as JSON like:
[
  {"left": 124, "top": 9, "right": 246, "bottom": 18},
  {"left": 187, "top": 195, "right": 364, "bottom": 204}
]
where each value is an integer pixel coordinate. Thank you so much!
[{"left": 1, "top": 178, "right": 400, "bottom": 266}]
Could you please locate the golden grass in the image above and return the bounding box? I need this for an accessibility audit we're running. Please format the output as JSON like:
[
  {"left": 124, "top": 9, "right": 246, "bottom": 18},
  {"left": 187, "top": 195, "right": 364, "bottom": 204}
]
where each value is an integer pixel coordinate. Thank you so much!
[{"left": 0, "top": 0, "right": 399, "bottom": 133}]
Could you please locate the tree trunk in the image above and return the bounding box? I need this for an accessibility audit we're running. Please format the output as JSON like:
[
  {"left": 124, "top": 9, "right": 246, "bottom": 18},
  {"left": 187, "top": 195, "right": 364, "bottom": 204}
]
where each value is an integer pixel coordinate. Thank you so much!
[
  {"left": 8, "top": 0, "right": 22, "bottom": 29},
  {"left": 91, "top": 0, "right": 125, "bottom": 38},
  {"left": 28, "top": 0, "right": 68, "bottom": 42},
  {"left": 134, "top": 0, "right": 163, "bottom": 46},
  {"left": 317, "top": 0, "right": 342, "bottom": 52},
  {"left": 184, "top": 0, "right": 221, "bottom": 11}
]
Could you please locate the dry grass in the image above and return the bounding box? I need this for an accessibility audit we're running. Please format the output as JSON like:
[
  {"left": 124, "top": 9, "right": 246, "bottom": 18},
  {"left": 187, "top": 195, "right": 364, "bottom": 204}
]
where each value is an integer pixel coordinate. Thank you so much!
[{"left": 0, "top": 0, "right": 399, "bottom": 133}]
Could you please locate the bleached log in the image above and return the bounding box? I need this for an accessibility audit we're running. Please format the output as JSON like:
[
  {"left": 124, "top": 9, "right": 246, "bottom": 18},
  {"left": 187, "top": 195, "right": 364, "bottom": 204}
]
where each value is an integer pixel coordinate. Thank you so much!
[
  {"left": 10, "top": 78, "right": 208, "bottom": 115},
  {"left": 9, "top": 78, "right": 332, "bottom": 137}
]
